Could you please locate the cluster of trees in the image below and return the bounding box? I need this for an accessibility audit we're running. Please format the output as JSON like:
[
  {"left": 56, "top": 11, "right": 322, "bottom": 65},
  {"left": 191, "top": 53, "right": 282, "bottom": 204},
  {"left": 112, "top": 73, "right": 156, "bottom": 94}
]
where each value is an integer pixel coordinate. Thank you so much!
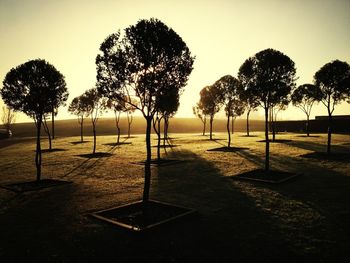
[
  {"left": 194, "top": 49, "right": 350, "bottom": 170},
  {"left": 0, "top": 19, "right": 194, "bottom": 204}
]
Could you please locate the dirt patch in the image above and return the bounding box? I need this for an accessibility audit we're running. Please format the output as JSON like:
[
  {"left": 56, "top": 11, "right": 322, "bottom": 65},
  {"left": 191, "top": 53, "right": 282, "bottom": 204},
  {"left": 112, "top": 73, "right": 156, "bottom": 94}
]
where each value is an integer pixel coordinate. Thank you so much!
[
  {"left": 103, "top": 142, "right": 132, "bottom": 147},
  {"left": 132, "top": 158, "right": 184, "bottom": 166},
  {"left": 232, "top": 169, "right": 301, "bottom": 184},
  {"left": 207, "top": 146, "right": 249, "bottom": 152},
  {"left": 90, "top": 200, "right": 196, "bottom": 231},
  {"left": 70, "top": 141, "right": 90, "bottom": 145},
  {"left": 77, "top": 152, "right": 114, "bottom": 158},
  {"left": 257, "top": 139, "right": 292, "bottom": 143}
]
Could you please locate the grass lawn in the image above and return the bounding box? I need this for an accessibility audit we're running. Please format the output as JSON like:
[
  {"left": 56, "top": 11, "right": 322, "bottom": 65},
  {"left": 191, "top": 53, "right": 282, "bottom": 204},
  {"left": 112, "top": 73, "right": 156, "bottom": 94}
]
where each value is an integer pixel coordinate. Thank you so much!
[{"left": 0, "top": 132, "right": 349, "bottom": 262}]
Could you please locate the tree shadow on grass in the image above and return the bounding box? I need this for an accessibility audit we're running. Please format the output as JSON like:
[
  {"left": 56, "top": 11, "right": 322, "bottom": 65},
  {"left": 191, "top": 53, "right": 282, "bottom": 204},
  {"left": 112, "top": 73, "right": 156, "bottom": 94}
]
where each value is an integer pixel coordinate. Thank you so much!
[
  {"left": 152, "top": 144, "right": 179, "bottom": 148},
  {"left": 257, "top": 139, "right": 292, "bottom": 143},
  {"left": 295, "top": 135, "right": 320, "bottom": 138},
  {"left": 300, "top": 152, "right": 350, "bottom": 162},
  {"left": 1, "top": 179, "right": 71, "bottom": 193},
  {"left": 41, "top": 148, "right": 67, "bottom": 153},
  {"left": 281, "top": 140, "right": 349, "bottom": 155},
  {"left": 239, "top": 134, "right": 259, "bottom": 137},
  {"left": 151, "top": 149, "right": 303, "bottom": 262},
  {"left": 77, "top": 152, "right": 113, "bottom": 158}
]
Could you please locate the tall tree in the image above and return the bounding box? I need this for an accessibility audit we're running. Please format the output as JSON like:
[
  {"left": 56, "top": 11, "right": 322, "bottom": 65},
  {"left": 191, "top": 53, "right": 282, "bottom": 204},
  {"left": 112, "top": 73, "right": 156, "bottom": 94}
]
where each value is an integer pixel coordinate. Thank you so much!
[
  {"left": 96, "top": 18, "right": 194, "bottom": 202},
  {"left": 238, "top": 49, "right": 296, "bottom": 171},
  {"left": 313, "top": 60, "right": 350, "bottom": 155},
  {"left": 124, "top": 98, "right": 137, "bottom": 138},
  {"left": 199, "top": 85, "right": 223, "bottom": 140},
  {"left": 214, "top": 75, "right": 244, "bottom": 147},
  {"left": 68, "top": 95, "right": 90, "bottom": 142},
  {"left": 291, "top": 84, "right": 320, "bottom": 136},
  {"left": 193, "top": 102, "right": 207, "bottom": 136},
  {"left": 1, "top": 105, "right": 16, "bottom": 132},
  {"left": 1, "top": 59, "right": 67, "bottom": 181},
  {"left": 83, "top": 88, "right": 107, "bottom": 154}
]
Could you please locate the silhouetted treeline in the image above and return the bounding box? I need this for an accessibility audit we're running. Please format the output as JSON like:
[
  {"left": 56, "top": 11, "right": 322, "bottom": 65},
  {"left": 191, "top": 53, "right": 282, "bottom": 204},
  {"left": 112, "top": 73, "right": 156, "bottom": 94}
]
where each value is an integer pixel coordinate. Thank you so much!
[{"left": 275, "top": 118, "right": 350, "bottom": 134}]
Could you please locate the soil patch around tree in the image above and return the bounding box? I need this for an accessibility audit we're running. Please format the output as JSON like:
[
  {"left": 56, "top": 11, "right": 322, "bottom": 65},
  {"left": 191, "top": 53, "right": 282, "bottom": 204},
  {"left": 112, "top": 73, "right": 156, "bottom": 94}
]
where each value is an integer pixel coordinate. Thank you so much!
[
  {"left": 77, "top": 152, "right": 113, "bottom": 158},
  {"left": 90, "top": 200, "right": 196, "bottom": 232},
  {"left": 152, "top": 144, "right": 179, "bottom": 148},
  {"left": 239, "top": 135, "right": 258, "bottom": 137},
  {"left": 70, "top": 141, "right": 90, "bottom": 145},
  {"left": 257, "top": 139, "right": 292, "bottom": 143},
  {"left": 41, "top": 148, "right": 67, "bottom": 153},
  {"left": 0, "top": 179, "right": 71, "bottom": 193},
  {"left": 232, "top": 169, "right": 301, "bottom": 184},
  {"left": 207, "top": 146, "right": 249, "bottom": 152},
  {"left": 295, "top": 135, "right": 320, "bottom": 138},
  {"left": 104, "top": 142, "right": 132, "bottom": 147},
  {"left": 300, "top": 152, "right": 350, "bottom": 161},
  {"left": 132, "top": 158, "right": 184, "bottom": 166}
]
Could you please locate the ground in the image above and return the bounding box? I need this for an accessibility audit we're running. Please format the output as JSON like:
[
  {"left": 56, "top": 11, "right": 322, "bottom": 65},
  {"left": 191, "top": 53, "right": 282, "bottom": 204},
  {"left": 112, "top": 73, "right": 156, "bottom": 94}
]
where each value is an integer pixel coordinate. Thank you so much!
[{"left": 0, "top": 132, "right": 350, "bottom": 262}]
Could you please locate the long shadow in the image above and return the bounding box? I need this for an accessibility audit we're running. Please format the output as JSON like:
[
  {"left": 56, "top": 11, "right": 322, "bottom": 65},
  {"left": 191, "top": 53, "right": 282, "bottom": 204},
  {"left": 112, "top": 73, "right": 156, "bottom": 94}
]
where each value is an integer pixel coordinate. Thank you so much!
[
  {"left": 281, "top": 139, "right": 350, "bottom": 154},
  {"left": 150, "top": 149, "right": 309, "bottom": 262}
]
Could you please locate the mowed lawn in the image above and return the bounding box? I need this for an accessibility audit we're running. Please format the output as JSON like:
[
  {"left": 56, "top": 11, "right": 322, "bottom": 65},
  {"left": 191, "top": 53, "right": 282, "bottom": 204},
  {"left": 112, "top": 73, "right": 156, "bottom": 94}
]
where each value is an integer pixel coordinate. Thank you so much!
[{"left": 0, "top": 132, "right": 349, "bottom": 262}]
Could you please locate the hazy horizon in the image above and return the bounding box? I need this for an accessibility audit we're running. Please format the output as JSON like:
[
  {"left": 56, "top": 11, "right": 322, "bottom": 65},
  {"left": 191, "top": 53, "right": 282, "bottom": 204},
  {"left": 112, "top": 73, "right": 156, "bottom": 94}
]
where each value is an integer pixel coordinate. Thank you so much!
[{"left": 1, "top": 0, "right": 349, "bottom": 123}]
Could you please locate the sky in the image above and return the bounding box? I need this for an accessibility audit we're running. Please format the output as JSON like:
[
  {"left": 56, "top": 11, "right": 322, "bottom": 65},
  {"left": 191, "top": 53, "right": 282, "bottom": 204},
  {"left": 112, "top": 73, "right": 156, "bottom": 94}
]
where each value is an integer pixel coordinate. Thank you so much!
[{"left": 0, "top": 0, "right": 349, "bottom": 123}]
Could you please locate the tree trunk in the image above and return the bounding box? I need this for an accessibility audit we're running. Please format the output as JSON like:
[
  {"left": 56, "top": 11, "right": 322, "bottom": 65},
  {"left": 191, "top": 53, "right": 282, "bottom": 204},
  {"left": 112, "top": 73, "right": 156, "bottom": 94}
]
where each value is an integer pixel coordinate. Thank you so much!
[
  {"left": 227, "top": 115, "right": 231, "bottom": 148},
  {"left": 231, "top": 116, "right": 234, "bottom": 134},
  {"left": 80, "top": 117, "right": 84, "bottom": 142},
  {"left": 202, "top": 118, "right": 206, "bottom": 136},
  {"left": 127, "top": 112, "right": 132, "bottom": 138},
  {"left": 35, "top": 117, "right": 42, "bottom": 181},
  {"left": 306, "top": 115, "right": 310, "bottom": 137},
  {"left": 52, "top": 109, "right": 55, "bottom": 140},
  {"left": 48, "top": 130, "right": 52, "bottom": 150},
  {"left": 327, "top": 114, "right": 332, "bottom": 155},
  {"left": 209, "top": 116, "right": 213, "bottom": 140},
  {"left": 246, "top": 109, "right": 251, "bottom": 136},
  {"left": 143, "top": 116, "right": 152, "bottom": 202},
  {"left": 157, "top": 118, "right": 161, "bottom": 160},
  {"left": 92, "top": 124, "right": 96, "bottom": 154},
  {"left": 265, "top": 107, "right": 270, "bottom": 171}
]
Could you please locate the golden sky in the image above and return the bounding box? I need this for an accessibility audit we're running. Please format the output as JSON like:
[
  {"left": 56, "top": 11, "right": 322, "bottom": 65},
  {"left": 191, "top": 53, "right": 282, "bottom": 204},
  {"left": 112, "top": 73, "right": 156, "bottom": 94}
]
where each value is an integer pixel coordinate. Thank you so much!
[{"left": 1, "top": 0, "right": 349, "bottom": 123}]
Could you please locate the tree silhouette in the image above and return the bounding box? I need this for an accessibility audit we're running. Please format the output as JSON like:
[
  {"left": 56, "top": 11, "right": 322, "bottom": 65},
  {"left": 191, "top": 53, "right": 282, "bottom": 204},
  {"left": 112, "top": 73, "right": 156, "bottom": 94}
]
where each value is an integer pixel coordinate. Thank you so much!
[
  {"left": 199, "top": 85, "right": 223, "bottom": 140},
  {"left": 313, "top": 60, "right": 350, "bottom": 155},
  {"left": 193, "top": 103, "right": 207, "bottom": 136},
  {"left": 238, "top": 83, "right": 259, "bottom": 136},
  {"left": 96, "top": 18, "right": 194, "bottom": 202},
  {"left": 124, "top": 98, "right": 137, "bottom": 138},
  {"left": 291, "top": 84, "right": 320, "bottom": 136},
  {"left": 1, "top": 105, "right": 16, "bottom": 132},
  {"left": 238, "top": 49, "right": 296, "bottom": 171},
  {"left": 68, "top": 95, "right": 90, "bottom": 142},
  {"left": 270, "top": 100, "right": 289, "bottom": 141},
  {"left": 106, "top": 96, "right": 126, "bottom": 144},
  {"left": 214, "top": 75, "right": 244, "bottom": 147},
  {"left": 1, "top": 59, "right": 67, "bottom": 181},
  {"left": 83, "top": 88, "right": 107, "bottom": 154}
]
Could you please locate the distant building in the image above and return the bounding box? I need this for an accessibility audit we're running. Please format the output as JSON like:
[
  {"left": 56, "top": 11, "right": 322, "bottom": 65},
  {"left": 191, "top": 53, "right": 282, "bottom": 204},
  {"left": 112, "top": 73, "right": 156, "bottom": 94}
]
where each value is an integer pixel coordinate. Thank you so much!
[{"left": 315, "top": 115, "right": 350, "bottom": 120}]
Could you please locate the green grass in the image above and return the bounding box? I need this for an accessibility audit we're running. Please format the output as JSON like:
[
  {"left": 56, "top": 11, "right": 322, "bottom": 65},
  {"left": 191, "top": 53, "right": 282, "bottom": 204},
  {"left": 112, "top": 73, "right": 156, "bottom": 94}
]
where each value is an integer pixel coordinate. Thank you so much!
[{"left": 0, "top": 132, "right": 349, "bottom": 262}]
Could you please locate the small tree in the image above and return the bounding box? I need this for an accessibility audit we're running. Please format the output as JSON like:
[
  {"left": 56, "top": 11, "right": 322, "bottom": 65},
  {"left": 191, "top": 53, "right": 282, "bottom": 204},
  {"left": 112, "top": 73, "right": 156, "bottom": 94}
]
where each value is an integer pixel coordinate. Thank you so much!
[
  {"left": 193, "top": 103, "right": 207, "bottom": 136},
  {"left": 83, "top": 88, "right": 107, "bottom": 154},
  {"left": 270, "top": 99, "right": 289, "bottom": 141},
  {"left": 199, "top": 85, "right": 223, "bottom": 140},
  {"left": 238, "top": 85, "right": 259, "bottom": 136},
  {"left": 1, "top": 59, "right": 67, "bottom": 181},
  {"left": 238, "top": 49, "right": 296, "bottom": 171},
  {"left": 1, "top": 105, "right": 16, "bottom": 132},
  {"left": 96, "top": 18, "right": 194, "bottom": 202},
  {"left": 106, "top": 96, "right": 126, "bottom": 144},
  {"left": 214, "top": 75, "right": 244, "bottom": 147},
  {"left": 291, "top": 84, "right": 320, "bottom": 136},
  {"left": 124, "top": 98, "right": 137, "bottom": 138},
  {"left": 313, "top": 60, "right": 350, "bottom": 155},
  {"left": 68, "top": 95, "right": 89, "bottom": 142}
]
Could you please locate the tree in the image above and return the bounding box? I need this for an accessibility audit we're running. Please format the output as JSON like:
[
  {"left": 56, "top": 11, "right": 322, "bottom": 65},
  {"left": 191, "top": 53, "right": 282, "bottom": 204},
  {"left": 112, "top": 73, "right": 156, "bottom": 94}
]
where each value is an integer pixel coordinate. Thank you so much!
[
  {"left": 238, "top": 85, "right": 259, "bottom": 136},
  {"left": 199, "top": 85, "right": 223, "bottom": 140},
  {"left": 1, "top": 59, "right": 67, "bottom": 181},
  {"left": 83, "top": 88, "right": 107, "bottom": 154},
  {"left": 68, "top": 95, "right": 90, "bottom": 142},
  {"left": 238, "top": 49, "right": 296, "bottom": 171},
  {"left": 96, "top": 18, "right": 194, "bottom": 202},
  {"left": 193, "top": 102, "right": 207, "bottom": 136},
  {"left": 106, "top": 96, "right": 126, "bottom": 144},
  {"left": 1, "top": 105, "right": 16, "bottom": 132},
  {"left": 313, "top": 60, "right": 350, "bottom": 155},
  {"left": 269, "top": 99, "right": 289, "bottom": 141},
  {"left": 291, "top": 84, "right": 320, "bottom": 136},
  {"left": 124, "top": 98, "right": 137, "bottom": 138},
  {"left": 214, "top": 75, "right": 244, "bottom": 147}
]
